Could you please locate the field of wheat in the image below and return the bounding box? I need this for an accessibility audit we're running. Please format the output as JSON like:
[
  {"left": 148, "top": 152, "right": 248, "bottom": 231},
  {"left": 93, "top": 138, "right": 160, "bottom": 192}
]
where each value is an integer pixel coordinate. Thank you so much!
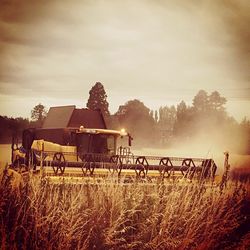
[{"left": 0, "top": 167, "right": 249, "bottom": 250}]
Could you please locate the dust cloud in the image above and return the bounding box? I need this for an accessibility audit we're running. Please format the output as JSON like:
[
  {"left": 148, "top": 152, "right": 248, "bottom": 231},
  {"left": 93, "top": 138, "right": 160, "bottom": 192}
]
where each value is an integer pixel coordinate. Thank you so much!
[{"left": 131, "top": 119, "right": 250, "bottom": 174}]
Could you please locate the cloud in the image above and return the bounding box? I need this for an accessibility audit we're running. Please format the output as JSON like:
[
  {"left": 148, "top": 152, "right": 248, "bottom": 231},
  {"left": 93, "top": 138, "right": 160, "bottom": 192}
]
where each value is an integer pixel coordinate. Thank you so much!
[
  {"left": 208, "top": 0, "right": 250, "bottom": 80},
  {"left": 0, "top": 0, "right": 249, "bottom": 120}
]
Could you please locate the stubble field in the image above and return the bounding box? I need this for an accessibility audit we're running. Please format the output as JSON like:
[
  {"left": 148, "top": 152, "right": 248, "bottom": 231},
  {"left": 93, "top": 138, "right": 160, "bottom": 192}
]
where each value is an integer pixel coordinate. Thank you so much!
[{"left": 0, "top": 144, "right": 250, "bottom": 249}]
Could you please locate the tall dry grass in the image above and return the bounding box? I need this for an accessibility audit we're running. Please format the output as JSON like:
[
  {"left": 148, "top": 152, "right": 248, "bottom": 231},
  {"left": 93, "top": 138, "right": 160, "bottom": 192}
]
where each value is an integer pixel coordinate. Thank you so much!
[{"left": 0, "top": 172, "right": 249, "bottom": 250}]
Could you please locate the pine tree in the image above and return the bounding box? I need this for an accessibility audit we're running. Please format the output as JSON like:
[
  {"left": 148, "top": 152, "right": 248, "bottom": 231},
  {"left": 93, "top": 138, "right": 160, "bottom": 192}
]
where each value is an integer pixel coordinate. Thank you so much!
[
  {"left": 209, "top": 91, "right": 226, "bottom": 111},
  {"left": 86, "top": 82, "right": 110, "bottom": 116},
  {"left": 192, "top": 90, "right": 209, "bottom": 112}
]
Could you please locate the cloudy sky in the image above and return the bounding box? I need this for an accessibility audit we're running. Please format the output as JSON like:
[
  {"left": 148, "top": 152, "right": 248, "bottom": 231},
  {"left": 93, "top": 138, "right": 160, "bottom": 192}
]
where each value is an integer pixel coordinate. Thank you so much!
[{"left": 0, "top": 0, "right": 249, "bottom": 121}]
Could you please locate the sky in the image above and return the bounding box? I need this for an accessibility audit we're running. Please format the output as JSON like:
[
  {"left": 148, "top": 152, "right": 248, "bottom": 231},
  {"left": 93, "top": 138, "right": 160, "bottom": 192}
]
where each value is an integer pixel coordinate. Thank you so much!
[{"left": 0, "top": 0, "right": 249, "bottom": 122}]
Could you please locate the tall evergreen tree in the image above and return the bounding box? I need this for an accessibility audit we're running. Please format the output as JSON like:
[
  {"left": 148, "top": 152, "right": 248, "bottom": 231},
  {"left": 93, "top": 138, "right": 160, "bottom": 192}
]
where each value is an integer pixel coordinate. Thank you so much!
[
  {"left": 86, "top": 82, "right": 110, "bottom": 116},
  {"left": 208, "top": 91, "right": 226, "bottom": 111},
  {"left": 193, "top": 90, "right": 209, "bottom": 112}
]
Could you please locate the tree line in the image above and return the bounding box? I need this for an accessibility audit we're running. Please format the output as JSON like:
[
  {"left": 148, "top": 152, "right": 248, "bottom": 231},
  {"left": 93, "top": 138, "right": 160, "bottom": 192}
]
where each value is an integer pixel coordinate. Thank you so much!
[
  {"left": 0, "top": 103, "right": 47, "bottom": 143},
  {"left": 0, "top": 82, "right": 249, "bottom": 154},
  {"left": 87, "top": 82, "right": 250, "bottom": 153}
]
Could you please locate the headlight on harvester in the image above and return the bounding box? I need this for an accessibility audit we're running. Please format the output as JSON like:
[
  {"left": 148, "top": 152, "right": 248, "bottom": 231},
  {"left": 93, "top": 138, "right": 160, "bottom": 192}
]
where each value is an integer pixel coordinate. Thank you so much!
[{"left": 120, "top": 128, "right": 127, "bottom": 136}]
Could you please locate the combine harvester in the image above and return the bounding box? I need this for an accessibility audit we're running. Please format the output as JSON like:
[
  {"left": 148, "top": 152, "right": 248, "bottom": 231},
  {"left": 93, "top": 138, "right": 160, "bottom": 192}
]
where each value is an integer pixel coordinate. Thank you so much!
[{"left": 11, "top": 105, "right": 217, "bottom": 182}]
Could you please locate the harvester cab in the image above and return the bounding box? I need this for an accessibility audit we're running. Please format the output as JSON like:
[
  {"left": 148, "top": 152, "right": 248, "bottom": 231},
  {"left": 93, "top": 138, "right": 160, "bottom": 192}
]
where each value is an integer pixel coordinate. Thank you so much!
[
  {"left": 11, "top": 126, "right": 132, "bottom": 170},
  {"left": 74, "top": 127, "right": 131, "bottom": 156}
]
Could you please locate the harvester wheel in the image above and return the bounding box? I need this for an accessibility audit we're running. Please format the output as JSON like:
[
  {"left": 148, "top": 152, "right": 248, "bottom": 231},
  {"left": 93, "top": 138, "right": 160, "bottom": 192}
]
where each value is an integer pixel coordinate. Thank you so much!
[
  {"left": 109, "top": 155, "right": 122, "bottom": 175},
  {"left": 159, "top": 157, "right": 174, "bottom": 178},
  {"left": 81, "top": 154, "right": 95, "bottom": 175},
  {"left": 135, "top": 156, "right": 149, "bottom": 178},
  {"left": 86, "top": 163, "right": 95, "bottom": 175},
  {"left": 80, "top": 159, "right": 88, "bottom": 175},
  {"left": 52, "top": 152, "right": 66, "bottom": 175},
  {"left": 181, "top": 158, "right": 196, "bottom": 179},
  {"left": 135, "top": 164, "right": 146, "bottom": 178}
]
